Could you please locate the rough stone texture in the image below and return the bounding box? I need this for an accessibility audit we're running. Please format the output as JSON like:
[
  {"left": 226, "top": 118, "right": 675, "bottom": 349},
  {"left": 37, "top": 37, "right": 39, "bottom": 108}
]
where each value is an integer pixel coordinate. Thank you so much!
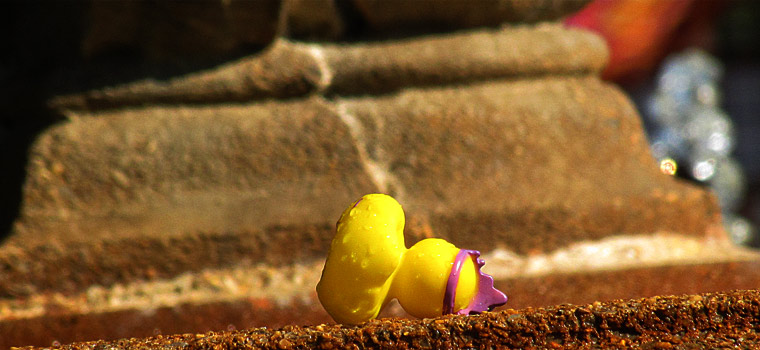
[
  {"left": 13, "top": 289, "right": 760, "bottom": 350},
  {"left": 50, "top": 24, "right": 607, "bottom": 110},
  {"left": 0, "top": 227, "right": 333, "bottom": 298},
  {"left": 50, "top": 41, "right": 324, "bottom": 109},
  {"left": 6, "top": 99, "right": 372, "bottom": 297},
  {"left": 500, "top": 259, "right": 760, "bottom": 310},
  {"left": 1, "top": 299, "right": 329, "bottom": 350},
  {"left": 18, "top": 99, "right": 374, "bottom": 243},
  {"left": 322, "top": 24, "right": 607, "bottom": 95},
  {"left": 341, "top": 77, "right": 721, "bottom": 254},
  {"left": 3, "top": 258, "right": 759, "bottom": 349},
  {"left": 8, "top": 77, "right": 725, "bottom": 300}
]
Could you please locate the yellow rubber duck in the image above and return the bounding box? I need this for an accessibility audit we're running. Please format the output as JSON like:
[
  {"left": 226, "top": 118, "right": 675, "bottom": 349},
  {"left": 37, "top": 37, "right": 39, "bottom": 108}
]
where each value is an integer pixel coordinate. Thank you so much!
[{"left": 317, "top": 194, "right": 507, "bottom": 324}]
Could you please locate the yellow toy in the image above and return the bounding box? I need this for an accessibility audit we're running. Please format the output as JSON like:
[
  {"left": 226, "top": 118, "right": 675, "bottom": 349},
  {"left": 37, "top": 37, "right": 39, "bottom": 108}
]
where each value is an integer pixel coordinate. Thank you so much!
[{"left": 317, "top": 194, "right": 507, "bottom": 324}]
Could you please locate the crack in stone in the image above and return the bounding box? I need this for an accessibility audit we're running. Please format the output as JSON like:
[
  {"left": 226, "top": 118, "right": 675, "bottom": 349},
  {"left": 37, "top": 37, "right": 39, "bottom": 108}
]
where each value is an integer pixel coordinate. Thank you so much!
[
  {"left": 331, "top": 98, "right": 406, "bottom": 202},
  {"left": 296, "top": 40, "right": 403, "bottom": 200}
]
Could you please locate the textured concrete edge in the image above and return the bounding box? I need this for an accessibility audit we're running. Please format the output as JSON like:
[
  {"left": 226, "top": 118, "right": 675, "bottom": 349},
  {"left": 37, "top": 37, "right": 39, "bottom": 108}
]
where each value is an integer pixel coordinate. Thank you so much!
[
  {"left": 1, "top": 187, "right": 729, "bottom": 298},
  {"left": 22, "top": 76, "right": 672, "bottom": 243},
  {"left": 3, "top": 236, "right": 759, "bottom": 348},
  {"left": 13, "top": 288, "right": 760, "bottom": 349},
  {"left": 49, "top": 23, "right": 608, "bottom": 111},
  {"left": 3, "top": 233, "right": 756, "bottom": 319}
]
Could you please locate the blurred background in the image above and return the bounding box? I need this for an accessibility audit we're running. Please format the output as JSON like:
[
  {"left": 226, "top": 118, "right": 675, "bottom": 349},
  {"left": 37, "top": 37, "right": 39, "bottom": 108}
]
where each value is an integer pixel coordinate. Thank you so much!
[{"left": 566, "top": 0, "right": 760, "bottom": 248}]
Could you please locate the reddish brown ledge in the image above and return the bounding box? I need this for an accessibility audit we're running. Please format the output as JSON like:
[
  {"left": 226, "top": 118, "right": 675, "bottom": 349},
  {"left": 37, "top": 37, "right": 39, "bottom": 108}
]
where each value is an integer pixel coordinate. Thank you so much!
[
  {"left": 2, "top": 258, "right": 759, "bottom": 349},
  {"left": 17, "top": 289, "right": 760, "bottom": 350}
]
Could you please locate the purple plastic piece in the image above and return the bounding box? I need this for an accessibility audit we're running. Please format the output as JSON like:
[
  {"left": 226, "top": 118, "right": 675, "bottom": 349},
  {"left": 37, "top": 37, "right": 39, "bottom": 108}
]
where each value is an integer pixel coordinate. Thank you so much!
[{"left": 443, "top": 249, "right": 508, "bottom": 315}]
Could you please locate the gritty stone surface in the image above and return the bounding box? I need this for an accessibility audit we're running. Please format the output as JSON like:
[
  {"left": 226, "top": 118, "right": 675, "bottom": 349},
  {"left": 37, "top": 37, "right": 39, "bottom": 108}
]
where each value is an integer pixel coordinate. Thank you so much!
[
  {"left": 3, "top": 240, "right": 758, "bottom": 348},
  {"left": 6, "top": 77, "right": 725, "bottom": 301},
  {"left": 0, "top": 227, "right": 333, "bottom": 298},
  {"left": 322, "top": 23, "right": 608, "bottom": 95},
  {"left": 341, "top": 76, "right": 722, "bottom": 253},
  {"left": 50, "top": 24, "right": 607, "bottom": 110},
  {"left": 14, "top": 289, "right": 760, "bottom": 350},
  {"left": 18, "top": 99, "right": 375, "bottom": 243},
  {"left": 50, "top": 41, "right": 325, "bottom": 109},
  {"left": 499, "top": 258, "right": 760, "bottom": 310},
  {"left": 5, "top": 98, "right": 375, "bottom": 298}
]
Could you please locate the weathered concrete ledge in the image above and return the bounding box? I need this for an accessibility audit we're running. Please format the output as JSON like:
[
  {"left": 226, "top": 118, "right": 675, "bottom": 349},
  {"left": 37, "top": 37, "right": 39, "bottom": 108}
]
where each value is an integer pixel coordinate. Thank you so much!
[
  {"left": 14, "top": 289, "right": 760, "bottom": 350},
  {"left": 2, "top": 237, "right": 758, "bottom": 348},
  {"left": 50, "top": 24, "right": 607, "bottom": 110}
]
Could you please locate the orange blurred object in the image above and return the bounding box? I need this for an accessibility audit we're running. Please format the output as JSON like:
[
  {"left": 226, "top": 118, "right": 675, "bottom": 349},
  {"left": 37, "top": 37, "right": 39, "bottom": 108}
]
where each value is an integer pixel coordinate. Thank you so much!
[{"left": 566, "top": 0, "right": 695, "bottom": 82}]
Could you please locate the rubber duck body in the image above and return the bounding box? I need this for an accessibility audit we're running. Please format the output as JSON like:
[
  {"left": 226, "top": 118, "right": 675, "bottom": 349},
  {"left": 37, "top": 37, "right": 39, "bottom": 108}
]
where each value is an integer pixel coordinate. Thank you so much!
[{"left": 317, "top": 194, "right": 507, "bottom": 324}]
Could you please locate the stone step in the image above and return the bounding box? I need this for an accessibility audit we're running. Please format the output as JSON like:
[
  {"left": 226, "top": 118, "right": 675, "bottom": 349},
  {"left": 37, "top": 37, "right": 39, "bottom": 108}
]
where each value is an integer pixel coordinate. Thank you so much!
[
  {"left": 10, "top": 289, "right": 760, "bottom": 349},
  {"left": 51, "top": 24, "right": 606, "bottom": 109}
]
